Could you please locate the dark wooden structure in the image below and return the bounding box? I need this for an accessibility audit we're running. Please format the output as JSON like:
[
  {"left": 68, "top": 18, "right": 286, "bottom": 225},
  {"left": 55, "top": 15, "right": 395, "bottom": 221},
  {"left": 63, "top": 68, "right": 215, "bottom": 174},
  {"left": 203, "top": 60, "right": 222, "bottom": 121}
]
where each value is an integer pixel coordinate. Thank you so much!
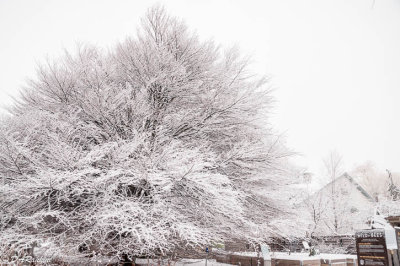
[
  {"left": 215, "top": 254, "right": 263, "bottom": 266},
  {"left": 271, "top": 258, "right": 320, "bottom": 266},
  {"left": 266, "top": 236, "right": 356, "bottom": 254},
  {"left": 386, "top": 216, "right": 400, "bottom": 228}
]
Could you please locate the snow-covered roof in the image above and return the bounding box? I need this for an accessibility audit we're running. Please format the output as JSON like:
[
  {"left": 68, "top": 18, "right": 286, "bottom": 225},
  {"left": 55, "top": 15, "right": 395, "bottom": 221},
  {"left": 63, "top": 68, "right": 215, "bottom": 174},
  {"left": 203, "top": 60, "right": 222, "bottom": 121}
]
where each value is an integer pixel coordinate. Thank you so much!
[{"left": 317, "top": 172, "right": 375, "bottom": 202}]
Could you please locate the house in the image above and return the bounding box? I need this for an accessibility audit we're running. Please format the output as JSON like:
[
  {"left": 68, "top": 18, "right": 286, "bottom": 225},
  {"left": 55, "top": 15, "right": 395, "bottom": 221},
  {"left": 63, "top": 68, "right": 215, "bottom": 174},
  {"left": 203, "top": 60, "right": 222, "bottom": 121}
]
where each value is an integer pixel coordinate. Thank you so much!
[{"left": 303, "top": 173, "right": 376, "bottom": 236}]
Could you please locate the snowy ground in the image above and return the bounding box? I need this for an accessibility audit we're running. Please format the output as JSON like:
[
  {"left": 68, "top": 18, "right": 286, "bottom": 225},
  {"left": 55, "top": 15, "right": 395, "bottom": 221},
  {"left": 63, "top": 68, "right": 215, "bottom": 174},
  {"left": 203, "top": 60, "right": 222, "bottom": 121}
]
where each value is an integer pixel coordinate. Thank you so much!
[
  {"left": 271, "top": 252, "right": 357, "bottom": 260},
  {"left": 231, "top": 251, "right": 357, "bottom": 260},
  {"left": 40, "top": 252, "right": 357, "bottom": 266}
]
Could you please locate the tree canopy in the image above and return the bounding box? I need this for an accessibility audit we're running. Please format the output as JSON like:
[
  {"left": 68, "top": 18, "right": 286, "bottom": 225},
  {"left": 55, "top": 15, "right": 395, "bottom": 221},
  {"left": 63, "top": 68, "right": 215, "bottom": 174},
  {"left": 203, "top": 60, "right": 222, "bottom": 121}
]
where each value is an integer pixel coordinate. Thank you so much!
[{"left": 0, "top": 6, "right": 295, "bottom": 261}]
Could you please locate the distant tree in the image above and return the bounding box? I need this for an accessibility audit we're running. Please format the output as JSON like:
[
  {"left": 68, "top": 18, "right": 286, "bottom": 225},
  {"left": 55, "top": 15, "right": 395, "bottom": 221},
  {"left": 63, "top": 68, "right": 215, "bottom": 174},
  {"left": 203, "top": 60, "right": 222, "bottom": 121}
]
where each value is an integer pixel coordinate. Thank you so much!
[
  {"left": 304, "top": 189, "right": 327, "bottom": 236},
  {"left": 323, "top": 151, "right": 344, "bottom": 233},
  {"left": 350, "top": 162, "right": 387, "bottom": 201},
  {"left": 0, "top": 6, "right": 294, "bottom": 261},
  {"left": 373, "top": 169, "right": 400, "bottom": 218},
  {"left": 386, "top": 169, "right": 400, "bottom": 201}
]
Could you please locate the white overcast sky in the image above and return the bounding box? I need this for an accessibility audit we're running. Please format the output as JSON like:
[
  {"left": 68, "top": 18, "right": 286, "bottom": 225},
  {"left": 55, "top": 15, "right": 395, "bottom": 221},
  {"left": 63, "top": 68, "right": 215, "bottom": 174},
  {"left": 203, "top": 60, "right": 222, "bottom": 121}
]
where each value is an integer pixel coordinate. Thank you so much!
[{"left": 0, "top": 0, "right": 399, "bottom": 176}]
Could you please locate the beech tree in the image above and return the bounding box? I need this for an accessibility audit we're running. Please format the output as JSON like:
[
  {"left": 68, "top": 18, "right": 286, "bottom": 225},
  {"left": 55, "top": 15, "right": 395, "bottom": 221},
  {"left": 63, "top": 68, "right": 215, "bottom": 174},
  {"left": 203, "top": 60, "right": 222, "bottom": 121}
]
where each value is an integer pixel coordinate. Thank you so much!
[{"left": 0, "top": 6, "right": 294, "bottom": 261}]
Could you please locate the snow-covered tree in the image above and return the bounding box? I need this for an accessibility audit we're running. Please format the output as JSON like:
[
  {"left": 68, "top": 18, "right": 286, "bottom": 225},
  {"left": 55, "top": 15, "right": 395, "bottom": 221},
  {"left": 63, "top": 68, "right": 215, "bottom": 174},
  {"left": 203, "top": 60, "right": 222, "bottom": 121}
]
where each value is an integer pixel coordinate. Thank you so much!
[
  {"left": 375, "top": 170, "right": 400, "bottom": 218},
  {"left": 322, "top": 151, "right": 345, "bottom": 234},
  {"left": 0, "top": 6, "right": 294, "bottom": 261},
  {"left": 351, "top": 162, "right": 389, "bottom": 201}
]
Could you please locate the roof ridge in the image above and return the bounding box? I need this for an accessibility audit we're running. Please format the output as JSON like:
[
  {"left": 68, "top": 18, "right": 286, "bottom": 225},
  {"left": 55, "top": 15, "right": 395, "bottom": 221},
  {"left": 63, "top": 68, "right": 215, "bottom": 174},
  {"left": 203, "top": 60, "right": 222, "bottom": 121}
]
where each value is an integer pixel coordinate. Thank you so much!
[
  {"left": 309, "top": 172, "right": 375, "bottom": 202},
  {"left": 342, "top": 172, "right": 375, "bottom": 202}
]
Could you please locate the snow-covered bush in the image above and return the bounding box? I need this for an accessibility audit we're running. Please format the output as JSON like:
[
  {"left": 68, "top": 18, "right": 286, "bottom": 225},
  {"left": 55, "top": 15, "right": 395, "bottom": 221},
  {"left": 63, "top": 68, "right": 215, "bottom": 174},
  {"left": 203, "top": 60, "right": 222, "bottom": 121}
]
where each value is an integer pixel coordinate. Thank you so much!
[
  {"left": 315, "top": 243, "right": 349, "bottom": 254},
  {"left": 0, "top": 6, "right": 295, "bottom": 260}
]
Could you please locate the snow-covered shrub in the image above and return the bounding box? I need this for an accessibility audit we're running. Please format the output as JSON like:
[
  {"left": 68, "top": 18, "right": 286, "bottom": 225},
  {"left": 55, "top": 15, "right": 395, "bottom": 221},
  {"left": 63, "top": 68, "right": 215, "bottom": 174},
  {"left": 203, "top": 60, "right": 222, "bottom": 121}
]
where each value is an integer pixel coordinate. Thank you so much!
[{"left": 315, "top": 243, "right": 349, "bottom": 254}]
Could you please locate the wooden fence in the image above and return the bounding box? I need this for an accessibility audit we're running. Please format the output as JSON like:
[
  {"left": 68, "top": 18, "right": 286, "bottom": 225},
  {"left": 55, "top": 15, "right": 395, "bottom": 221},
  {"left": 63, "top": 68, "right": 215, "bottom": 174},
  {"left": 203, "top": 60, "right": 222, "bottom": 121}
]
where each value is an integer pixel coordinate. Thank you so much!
[{"left": 225, "top": 236, "right": 356, "bottom": 254}]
